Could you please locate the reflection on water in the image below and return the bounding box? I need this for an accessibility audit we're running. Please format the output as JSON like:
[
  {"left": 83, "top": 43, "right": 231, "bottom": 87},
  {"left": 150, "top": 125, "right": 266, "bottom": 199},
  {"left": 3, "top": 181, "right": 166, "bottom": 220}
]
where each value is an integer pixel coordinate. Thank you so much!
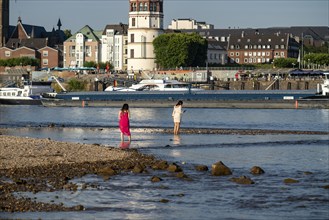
[
  {"left": 1, "top": 106, "right": 328, "bottom": 219},
  {"left": 119, "top": 141, "right": 131, "bottom": 149}
]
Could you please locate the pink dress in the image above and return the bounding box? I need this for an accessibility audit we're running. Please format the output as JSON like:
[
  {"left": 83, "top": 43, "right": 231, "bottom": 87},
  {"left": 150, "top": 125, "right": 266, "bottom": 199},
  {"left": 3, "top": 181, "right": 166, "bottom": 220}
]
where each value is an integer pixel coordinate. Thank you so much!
[{"left": 119, "top": 111, "right": 131, "bottom": 136}]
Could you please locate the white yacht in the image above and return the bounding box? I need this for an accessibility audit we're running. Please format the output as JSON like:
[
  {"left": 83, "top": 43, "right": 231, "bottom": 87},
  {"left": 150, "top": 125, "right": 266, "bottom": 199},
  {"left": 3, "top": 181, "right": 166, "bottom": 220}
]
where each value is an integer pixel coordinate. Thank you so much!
[
  {"left": 105, "top": 79, "right": 203, "bottom": 92},
  {"left": 0, "top": 84, "right": 41, "bottom": 105}
]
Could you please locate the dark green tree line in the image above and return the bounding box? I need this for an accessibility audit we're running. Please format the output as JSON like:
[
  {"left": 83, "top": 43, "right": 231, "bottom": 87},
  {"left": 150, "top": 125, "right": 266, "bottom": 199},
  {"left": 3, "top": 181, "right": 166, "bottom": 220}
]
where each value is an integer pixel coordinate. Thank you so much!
[{"left": 153, "top": 33, "right": 208, "bottom": 69}]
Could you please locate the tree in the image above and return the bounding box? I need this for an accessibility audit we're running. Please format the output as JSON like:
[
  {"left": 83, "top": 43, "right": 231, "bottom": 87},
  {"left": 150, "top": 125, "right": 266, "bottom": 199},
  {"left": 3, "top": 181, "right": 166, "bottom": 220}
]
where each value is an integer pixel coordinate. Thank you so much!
[
  {"left": 153, "top": 33, "right": 208, "bottom": 69},
  {"left": 67, "top": 78, "right": 86, "bottom": 91},
  {"left": 63, "top": 29, "right": 72, "bottom": 39},
  {"left": 304, "top": 53, "right": 329, "bottom": 66},
  {"left": 273, "top": 58, "right": 298, "bottom": 68}
]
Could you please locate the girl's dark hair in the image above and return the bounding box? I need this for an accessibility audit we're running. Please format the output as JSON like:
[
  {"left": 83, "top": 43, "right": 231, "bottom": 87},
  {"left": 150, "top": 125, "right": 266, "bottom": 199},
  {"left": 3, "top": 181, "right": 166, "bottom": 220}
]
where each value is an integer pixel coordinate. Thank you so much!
[
  {"left": 121, "top": 103, "right": 129, "bottom": 111},
  {"left": 176, "top": 100, "right": 183, "bottom": 106}
]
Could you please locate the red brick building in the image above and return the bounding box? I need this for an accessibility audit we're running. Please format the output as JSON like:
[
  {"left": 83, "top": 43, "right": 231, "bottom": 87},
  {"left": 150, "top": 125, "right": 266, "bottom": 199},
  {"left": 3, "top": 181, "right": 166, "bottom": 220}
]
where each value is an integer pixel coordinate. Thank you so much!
[
  {"left": 227, "top": 31, "right": 299, "bottom": 65},
  {"left": 0, "top": 17, "right": 66, "bottom": 69}
]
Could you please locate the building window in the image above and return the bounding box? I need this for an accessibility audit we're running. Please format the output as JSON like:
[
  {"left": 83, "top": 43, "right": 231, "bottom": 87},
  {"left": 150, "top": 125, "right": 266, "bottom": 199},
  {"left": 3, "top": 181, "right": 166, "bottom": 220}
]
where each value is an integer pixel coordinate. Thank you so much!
[
  {"left": 268, "top": 39, "right": 271, "bottom": 42},
  {"left": 244, "top": 58, "right": 248, "bottom": 63},
  {"left": 257, "top": 52, "right": 261, "bottom": 56},
  {"left": 267, "top": 45, "right": 271, "bottom": 49},
  {"left": 236, "top": 52, "right": 239, "bottom": 56},
  {"left": 275, "top": 45, "right": 279, "bottom": 49},
  {"left": 43, "top": 59, "right": 48, "bottom": 65},
  {"left": 281, "top": 45, "right": 285, "bottom": 49},
  {"left": 131, "top": 34, "right": 134, "bottom": 43},
  {"left": 130, "top": 49, "right": 134, "bottom": 58},
  {"left": 144, "top": 3, "right": 148, "bottom": 11},
  {"left": 236, "top": 58, "right": 239, "bottom": 63},
  {"left": 85, "top": 46, "right": 91, "bottom": 57},
  {"left": 281, "top": 52, "right": 285, "bottom": 57},
  {"left": 230, "top": 52, "right": 234, "bottom": 56},
  {"left": 5, "top": 51, "right": 11, "bottom": 57},
  {"left": 244, "top": 52, "right": 248, "bottom": 56},
  {"left": 132, "top": 3, "right": 137, "bottom": 11},
  {"left": 125, "top": 49, "right": 128, "bottom": 55},
  {"left": 139, "top": 2, "right": 143, "bottom": 11},
  {"left": 266, "top": 52, "right": 270, "bottom": 56},
  {"left": 230, "top": 45, "right": 234, "bottom": 49},
  {"left": 244, "top": 45, "right": 248, "bottom": 49},
  {"left": 43, "top": 51, "right": 48, "bottom": 57},
  {"left": 132, "top": 18, "right": 136, "bottom": 27},
  {"left": 249, "top": 58, "right": 253, "bottom": 63}
]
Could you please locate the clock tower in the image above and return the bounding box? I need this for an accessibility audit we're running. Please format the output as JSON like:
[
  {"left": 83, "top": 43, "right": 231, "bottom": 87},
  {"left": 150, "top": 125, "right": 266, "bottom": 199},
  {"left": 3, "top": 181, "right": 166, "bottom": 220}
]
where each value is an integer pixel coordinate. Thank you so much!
[
  {"left": 127, "top": 0, "right": 164, "bottom": 71},
  {"left": 0, "top": 0, "right": 9, "bottom": 47}
]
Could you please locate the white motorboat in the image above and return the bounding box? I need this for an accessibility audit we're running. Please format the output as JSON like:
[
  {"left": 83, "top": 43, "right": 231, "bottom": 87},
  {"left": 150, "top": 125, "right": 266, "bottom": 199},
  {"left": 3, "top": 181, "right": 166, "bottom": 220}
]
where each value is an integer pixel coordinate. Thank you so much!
[
  {"left": 105, "top": 79, "right": 203, "bottom": 92},
  {"left": 320, "top": 72, "right": 329, "bottom": 96},
  {"left": 0, "top": 84, "right": 41, "bottom": 105}
]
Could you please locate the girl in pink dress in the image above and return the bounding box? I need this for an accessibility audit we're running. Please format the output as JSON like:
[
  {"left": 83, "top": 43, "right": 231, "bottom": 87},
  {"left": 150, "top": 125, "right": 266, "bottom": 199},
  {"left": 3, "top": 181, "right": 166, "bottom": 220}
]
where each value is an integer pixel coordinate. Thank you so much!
[{"left": 118, "top": 103, "right": 131, "bottom": 142}]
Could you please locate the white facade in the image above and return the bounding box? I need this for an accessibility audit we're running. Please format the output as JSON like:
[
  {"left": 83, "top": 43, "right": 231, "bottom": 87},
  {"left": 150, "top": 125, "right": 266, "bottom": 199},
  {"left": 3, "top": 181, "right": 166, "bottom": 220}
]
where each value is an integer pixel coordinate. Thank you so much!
[
  {"left": 127, "top": 0, "right": 164, "bottom": 71},
  {"left": 168, "top": 19, "right": 214, "bottom": 30},
  {"left": 101, "top": 26, "right": 128, "bottom": 71}
]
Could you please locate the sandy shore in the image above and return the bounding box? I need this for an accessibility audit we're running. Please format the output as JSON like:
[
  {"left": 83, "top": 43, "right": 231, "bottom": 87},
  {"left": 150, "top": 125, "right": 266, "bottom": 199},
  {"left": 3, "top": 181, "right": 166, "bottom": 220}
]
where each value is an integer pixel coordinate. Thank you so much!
[
  {"left": 0, "top": 135, "right": 159, "bottom": 212},
  {"left": 0, "top": 135, "right": 132, "bottom": 170}
]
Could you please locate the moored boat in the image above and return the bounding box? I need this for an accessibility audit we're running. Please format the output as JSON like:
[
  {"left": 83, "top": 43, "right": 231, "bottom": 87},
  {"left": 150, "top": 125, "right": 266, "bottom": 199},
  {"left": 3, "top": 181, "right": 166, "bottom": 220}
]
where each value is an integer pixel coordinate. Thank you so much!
[{"left": 0, "top": 85, "right": 41, "bottom": 105}]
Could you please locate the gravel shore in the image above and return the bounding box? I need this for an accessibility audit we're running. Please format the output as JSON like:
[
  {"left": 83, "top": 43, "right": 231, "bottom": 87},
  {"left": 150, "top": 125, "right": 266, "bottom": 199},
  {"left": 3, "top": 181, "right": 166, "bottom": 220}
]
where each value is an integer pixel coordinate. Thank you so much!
[{"left": 0, "top": 135, "right": 158, "bottom": 212}]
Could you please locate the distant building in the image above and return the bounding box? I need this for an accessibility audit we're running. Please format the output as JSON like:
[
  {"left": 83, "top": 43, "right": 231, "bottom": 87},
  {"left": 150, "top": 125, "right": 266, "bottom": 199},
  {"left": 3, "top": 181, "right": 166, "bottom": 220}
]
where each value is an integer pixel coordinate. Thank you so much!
[
  {"left": 207, "top": 38, "right": 228, "bottom": 65},
  {"left": 101, "top": 23, "right": 128, "bottom": 71},
  {"left": 227, "top": 31, "right": 299, "bottom": 64},
  {"left": 168, "top": 18, "right": 214, "bottom": 30},
  {"left": 127, "top": 0, "right": 164, "bottom": 71},
  {"left": 0, "top": 17, "right": 66, "bottom": 68},
  {"left": 63, "top": 25, "right": 101, "bottom": 68}
]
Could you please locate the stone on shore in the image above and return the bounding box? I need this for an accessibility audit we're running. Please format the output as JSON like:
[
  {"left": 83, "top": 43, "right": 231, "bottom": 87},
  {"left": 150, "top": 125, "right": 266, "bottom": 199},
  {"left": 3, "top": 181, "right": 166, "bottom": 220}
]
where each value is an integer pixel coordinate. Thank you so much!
[
  {"left": 211, "top": 161, "right": 232, "bottom": 176},
  {"left": 230, "top": 176, "right": 255, "bottom": 185},
  {"left": 195, "top": 165, "right": 209, "bottom": 171},
  {"left": 250, "top": 166, "right": 265, "bottom": 175}
]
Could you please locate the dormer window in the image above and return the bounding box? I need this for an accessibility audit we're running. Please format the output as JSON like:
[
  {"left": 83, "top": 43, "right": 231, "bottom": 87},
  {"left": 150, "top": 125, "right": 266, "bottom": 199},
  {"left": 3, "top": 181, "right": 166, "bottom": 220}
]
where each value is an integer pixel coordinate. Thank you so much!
[{"left": 268, "top": 39, "right": 271, "bottom": 42}]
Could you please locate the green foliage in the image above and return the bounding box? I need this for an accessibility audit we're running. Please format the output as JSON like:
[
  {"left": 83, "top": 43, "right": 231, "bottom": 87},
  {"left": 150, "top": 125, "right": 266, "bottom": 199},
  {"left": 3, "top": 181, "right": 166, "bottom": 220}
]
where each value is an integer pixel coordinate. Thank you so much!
[
  {"left": 63, "top": 29, "right": 72, "bottom": 39},
  {"left": 304, "top": 53, "right": 329, "bottom": 65},
  {"left": 273, "top": 58, "right": 298, "bottom": 68},
  {"left": 67, "top": 78, "right": 86, "bottom": 91},
  {"left": 153, "top": 33, "right": 208, "bottom": 68},
  {"left": 304, "top": 43, "right": 329, "bottom": 54},
  {"left": 84, "top": 61, "right": 97, "bottom": 68},
  {"left": 84, "top": 61, "right": 113, "bottom": 70},
  {"left": 0, "top": 57, "right": 39, "bottom": 67}
]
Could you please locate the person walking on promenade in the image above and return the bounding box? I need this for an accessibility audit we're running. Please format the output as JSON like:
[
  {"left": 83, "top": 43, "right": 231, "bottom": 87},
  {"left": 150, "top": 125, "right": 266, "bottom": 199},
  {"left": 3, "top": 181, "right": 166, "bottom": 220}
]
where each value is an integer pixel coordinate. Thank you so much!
[
  {"left": 118, "top": 103, "right": 131, "bottom": 142},
  {"left": 172, "top": 100, "right": 184, "bottom": 135}
]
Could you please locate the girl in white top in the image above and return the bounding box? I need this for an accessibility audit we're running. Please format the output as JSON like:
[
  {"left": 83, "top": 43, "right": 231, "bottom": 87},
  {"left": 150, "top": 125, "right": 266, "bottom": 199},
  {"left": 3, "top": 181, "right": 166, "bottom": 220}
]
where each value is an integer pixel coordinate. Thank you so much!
[{"left": 172, "top": 100, "right": 184, "bottom": 135}]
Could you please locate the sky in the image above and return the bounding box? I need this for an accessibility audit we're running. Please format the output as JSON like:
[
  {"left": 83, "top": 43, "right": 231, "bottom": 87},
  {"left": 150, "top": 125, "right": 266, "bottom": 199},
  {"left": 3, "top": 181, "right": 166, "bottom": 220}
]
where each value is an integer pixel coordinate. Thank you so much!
[{"left": 9, "top": 0, "right": 329, "bottom": 33}]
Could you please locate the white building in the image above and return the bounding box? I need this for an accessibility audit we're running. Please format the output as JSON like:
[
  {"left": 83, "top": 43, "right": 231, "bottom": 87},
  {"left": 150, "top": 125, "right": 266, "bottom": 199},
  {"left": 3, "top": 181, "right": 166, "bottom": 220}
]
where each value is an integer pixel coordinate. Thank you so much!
[
  {"left": 127, "top": 0, "right": 164, "bottom": 72},
  {"left": 101, "top": 24, "right": 128, "bottom": 71},
  {"left": 168, "top": 18, "right": 214, "bottom": 30}
]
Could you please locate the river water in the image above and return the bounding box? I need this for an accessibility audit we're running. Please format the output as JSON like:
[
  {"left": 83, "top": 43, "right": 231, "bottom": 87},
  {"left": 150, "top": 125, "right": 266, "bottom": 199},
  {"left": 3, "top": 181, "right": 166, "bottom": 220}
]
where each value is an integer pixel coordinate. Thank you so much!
[{"left": 0, "top": 105, "right": 328, "bottom": 220}]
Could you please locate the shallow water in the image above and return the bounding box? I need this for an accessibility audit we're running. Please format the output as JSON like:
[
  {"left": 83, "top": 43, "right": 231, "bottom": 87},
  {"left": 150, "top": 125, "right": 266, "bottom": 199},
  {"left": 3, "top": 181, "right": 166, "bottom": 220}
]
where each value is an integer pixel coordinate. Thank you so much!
[{"left": 0, "top": 106, "right": 328, "bottom": 219}]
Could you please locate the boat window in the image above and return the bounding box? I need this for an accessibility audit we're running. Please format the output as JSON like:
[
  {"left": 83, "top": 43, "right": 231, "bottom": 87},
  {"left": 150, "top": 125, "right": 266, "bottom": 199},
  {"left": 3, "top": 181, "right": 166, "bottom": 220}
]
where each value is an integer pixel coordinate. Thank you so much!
[
  {"left": 6, "top": 92, "right": 10, "bottom": 96},
  {"left": 12, "top": 92, "right": 16, "bottom": 96},
  {"left": 18, "top": 91, "right": 22, "bottom": 96}
]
